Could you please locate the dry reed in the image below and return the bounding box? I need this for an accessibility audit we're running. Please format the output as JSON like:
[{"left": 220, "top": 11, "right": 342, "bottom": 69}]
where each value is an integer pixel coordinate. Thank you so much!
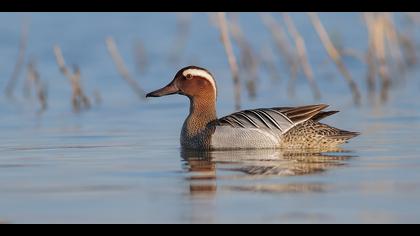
[
  {"left": 260, "top": 13, "right": 298, "bottom": 97},
  {"left": 308, "top": 12, "right": 362, "bottom": 105},
  {"left": 53, "top": 45, "right": 91, "bottom": 112},
  {"left": 229, "top": 13, "right": 258, "bottom": 99},
  {"left": 399, "top": 33, "right": 417, "bottom": 66},
  {"left": 216, "top": 12, "right": 241, "bottom": 111},
  {"left": 26, "top": 59, "right": 47, "bottom": 113},
  {"left": 383, "top": 13, "right": 405, "bottom": 77},
  {"left": 364, "top": 13, "right": 395, "bottom": 102},
  {"left": 283, "top": 13, "right": 321, "bottom": 100},
  {"left": 106, "top": 37, "right": 146, "bottom": 99},
  {"left": 364, "top": 13, "right": 378, "bottom": 93},
  {"left": 397, "top": 13, "right": 417, "bottom": 66}
]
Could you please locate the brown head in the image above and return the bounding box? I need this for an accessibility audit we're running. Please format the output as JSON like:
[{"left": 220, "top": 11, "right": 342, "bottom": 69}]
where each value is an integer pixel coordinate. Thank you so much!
[{"left": 146, "top": 66, "right": 217, "bottom": 101}]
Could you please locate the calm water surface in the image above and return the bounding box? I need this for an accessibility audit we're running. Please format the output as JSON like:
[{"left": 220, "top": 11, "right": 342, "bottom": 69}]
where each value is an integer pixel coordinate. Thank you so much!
[{"left": 0, "top": 13, "right": 420, "bottom": 223}]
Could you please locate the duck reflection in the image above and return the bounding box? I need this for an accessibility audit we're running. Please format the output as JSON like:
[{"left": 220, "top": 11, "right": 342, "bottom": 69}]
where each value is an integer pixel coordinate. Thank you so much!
[
  {"left": 181, "top": 150, "right": 217, "bottom": 196},
  {"left": 181, "top": 148, "right": 356, "bottom": 195}
]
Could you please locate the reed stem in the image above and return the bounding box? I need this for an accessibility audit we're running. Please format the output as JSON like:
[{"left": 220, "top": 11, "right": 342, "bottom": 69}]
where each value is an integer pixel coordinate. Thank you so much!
[
  {"left": 53, "top": 45, "right": 91, "bottom": 112},
  {"left": 106, "top": 37, "right": 146, "bottom": 100},
  {"left": 260, "top": 13, "right": 298, "bottom": 98},
  {"left": 229, "top": 13, "right": 258, "bottom": 99},
  {"left": 216, "top": 12, "right": 241, "bottom": 111},
  {"left": 26, "top": 59, "right": 47, "bottom": 113},
  {"left": 308, "top": 12, "right": 361, "bottom": 105},
  {"left": 283, "top": 13, "right": 321, "bottom": 100}
]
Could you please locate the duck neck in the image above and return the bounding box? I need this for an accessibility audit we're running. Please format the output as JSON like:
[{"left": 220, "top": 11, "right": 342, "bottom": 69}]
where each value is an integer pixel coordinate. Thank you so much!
[{"left": 184, "top": 95, "right": 217, "bottom": 136}]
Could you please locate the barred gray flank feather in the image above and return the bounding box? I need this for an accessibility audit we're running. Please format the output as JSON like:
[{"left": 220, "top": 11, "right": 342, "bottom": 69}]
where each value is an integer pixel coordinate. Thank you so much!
[
  {"left": 212, "top": 104, "right": 360, "bottom": 149},
  {"left": 218, "top": 104, "right": 330, "bottom": 134}
]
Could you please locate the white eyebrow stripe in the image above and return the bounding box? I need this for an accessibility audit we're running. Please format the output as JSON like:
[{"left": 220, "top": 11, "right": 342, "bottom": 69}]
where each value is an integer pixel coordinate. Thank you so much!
[{"left": 182, "top": 68, "right": 217, "bottom": 97}]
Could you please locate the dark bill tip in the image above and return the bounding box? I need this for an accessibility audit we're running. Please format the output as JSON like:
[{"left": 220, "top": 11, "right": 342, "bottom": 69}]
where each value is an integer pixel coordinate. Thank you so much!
[{"left": 145, "top": 92, "right": 158, "bottom": 98}]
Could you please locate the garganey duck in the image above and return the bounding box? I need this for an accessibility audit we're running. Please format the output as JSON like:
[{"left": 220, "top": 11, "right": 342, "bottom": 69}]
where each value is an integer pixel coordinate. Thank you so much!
[{"left": 146, "top": 66, "right": 359, "bottom": 150}]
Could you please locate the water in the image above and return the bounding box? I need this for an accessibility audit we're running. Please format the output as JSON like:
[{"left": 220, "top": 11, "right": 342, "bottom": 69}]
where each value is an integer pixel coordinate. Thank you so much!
[{"left": 0, "top": 13, "right": 420, "bottom": 223}]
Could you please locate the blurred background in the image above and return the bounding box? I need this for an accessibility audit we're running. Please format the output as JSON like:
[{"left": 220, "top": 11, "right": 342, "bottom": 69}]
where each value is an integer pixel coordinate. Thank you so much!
[{"left": 0, "top": 13, "right": 420, "bottom": 224}]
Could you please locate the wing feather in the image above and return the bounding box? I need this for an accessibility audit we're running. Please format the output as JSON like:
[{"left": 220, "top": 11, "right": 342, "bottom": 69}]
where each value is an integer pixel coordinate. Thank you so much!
[{"left": 218, "top": 104, "right": 333, "bottom": 135}]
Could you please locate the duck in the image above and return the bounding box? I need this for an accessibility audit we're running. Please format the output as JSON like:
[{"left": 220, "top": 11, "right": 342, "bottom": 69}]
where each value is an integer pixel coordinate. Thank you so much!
[{"left": 146, "top": 66, "right": 359, "bottom": 150}]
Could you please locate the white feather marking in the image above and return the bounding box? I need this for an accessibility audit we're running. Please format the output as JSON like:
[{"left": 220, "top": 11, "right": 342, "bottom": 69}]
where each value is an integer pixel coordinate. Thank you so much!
[{"left": 183, "top": 68, "right": 217, "bottom": 96}]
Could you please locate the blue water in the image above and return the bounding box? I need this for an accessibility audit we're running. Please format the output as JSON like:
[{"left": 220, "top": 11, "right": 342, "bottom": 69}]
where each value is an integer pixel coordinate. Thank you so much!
[{"left": 0, "top": 13, "right": 420, "bottom": 223}]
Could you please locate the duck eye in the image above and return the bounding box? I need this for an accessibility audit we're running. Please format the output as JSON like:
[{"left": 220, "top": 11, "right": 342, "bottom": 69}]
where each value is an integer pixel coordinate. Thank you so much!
[{"left": 185, "top": 74, "right": 192, "bottom": 80}]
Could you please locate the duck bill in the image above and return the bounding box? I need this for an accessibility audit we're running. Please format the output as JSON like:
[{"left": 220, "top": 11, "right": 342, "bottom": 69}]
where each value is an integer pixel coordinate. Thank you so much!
[{"left": 146, "top": 82, "right": 180, "bottom": 98}]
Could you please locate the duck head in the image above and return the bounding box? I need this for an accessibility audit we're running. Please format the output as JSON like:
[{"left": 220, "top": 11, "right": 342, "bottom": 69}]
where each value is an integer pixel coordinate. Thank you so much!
[{"left": 146, "top": 66, "right": 217, "bottom": 100}]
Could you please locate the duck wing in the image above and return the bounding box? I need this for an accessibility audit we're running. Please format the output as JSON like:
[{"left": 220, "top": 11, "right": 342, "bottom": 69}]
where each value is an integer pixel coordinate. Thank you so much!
[{"left": 217, "top": 104, "right": 331, "bottom": 134}]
